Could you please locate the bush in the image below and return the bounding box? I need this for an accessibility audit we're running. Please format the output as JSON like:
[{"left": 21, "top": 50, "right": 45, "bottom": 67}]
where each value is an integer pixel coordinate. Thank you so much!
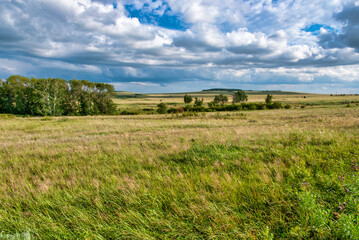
[
  {"left": 184, "top": 106, "right": 206, "bottom": 112},
  {"left": 194, "top": 97, "right": 204, "bottom": 107},
  {"left": 184, "top": 94, "right": 193, "bottom": 104},
  {"left": 266, "top": 102, "right": 283, "bottom": 109},
  {"left": 157, "top": 102, "right": 168, "bottom": 114},
  {"left": 167, "top": 107, "right": 184, "bottom": 114},
  {"left": 284, "top": 104, "right": 292, "bottom": 109},
  {"left": 241, "top": 103, "right": 259, "bottom": 110},
  {"left": 208, "top": 101, "right": 217, "bottom": 108},
  {"left": 256, "top": 103, "right": 267, "bottom": 110},
  {"left": 213, "top": 94, "right": 228, "bottom": 105},
  {"left": 120, "top": 110, "right": 140, "bottom": 115}
]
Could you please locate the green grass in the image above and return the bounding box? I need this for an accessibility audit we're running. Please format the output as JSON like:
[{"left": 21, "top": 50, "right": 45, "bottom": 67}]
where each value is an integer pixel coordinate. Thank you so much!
[{"left": 0, "top": 107, "right": 358, "bottom": 239}]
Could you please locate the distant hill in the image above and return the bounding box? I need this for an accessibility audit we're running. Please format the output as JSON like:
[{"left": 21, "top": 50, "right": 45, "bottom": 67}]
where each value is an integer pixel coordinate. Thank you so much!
[
  {"left": 201, "top": 89, "right": 306, "bottom": 95},
  {"left": 202, "top": 88, "right": 242, "bottom": 92},
  {"left": 114, "top": 89, "right": 311, "bottom": 99}
]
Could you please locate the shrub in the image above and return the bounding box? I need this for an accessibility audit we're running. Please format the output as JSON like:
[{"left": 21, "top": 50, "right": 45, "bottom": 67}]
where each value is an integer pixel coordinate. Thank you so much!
[
  {"left": 267, "top": 102, "right": 283, "bottom": 109},
  {"left": 194, "top": 97, "right": 204, "bottom": 107},
  {"left": 241, "top": 103, "right": 259, "bottom": 110},
  {"left": 167, "top": 107, "right": 184, "bottom": 114},
  {"left": 120, "top": 110, "right": 140, "bottom": 115},
  {"left": 213, "top": 94, "right": 228, "bottom": 105},
  {"left": 208, "top": 101, "right": 217, "bottom": 108},
  {"left": 157, "top": 102, "right": 168, "bottom": 114},
  {"left": 256, "top": 103, "right": 266, "bottom": 110},
  {"left": 184, "top": 94, "right": 193, "bottom": 104},
  {"left": 184, "top": 106, "right": 206, "bottom": 112}
]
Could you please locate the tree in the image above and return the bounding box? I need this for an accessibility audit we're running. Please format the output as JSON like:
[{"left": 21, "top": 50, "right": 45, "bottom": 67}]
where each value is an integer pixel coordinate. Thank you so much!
[
  {"left": 0, "top": 79, "right": 15, "bottom": 114},
  {"left": 66, "top": 79, "right": 95, "bottom": 115},
  {"left": 213, "top": 94, "right": 228, "bottom": 105},
  {"left": 0, "top": 75, "right": 117, "bottom": 116},
  {"left": 0, "top": 79, "right": 5, "bottom": 113},
  {"left": 265, "top": 94, "right": 273, "bottom": 105},
  {"left": 184, "top": 94, "right": 193, "bottom": 104},
  {"left": 157, "top": 102, "right": 168, "bottom": 114},
  {"left": 34, "top": 78, "right": 69, "bottom": 116},
  {"left": 233, "top": 90, "right": 248, "bottom": 103},
  {"left": 93, "top": 82, "right": 117, "bottom": 115},
  {"left": 79, "top": 80, "right": 96, "bottom": 115},
  {"left": 194, "top": 97, "right": 204, "bottom": 107},
  {"left": 5, "top": 75, "right": 36, "bottom": 115}
]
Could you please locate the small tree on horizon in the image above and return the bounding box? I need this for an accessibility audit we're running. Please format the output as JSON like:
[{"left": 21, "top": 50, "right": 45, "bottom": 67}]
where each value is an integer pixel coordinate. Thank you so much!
[
  {"left": 233, "top": 90, "right": 248, "bottom": 103},
  {"left": 184, "top": 94, "right": 193, "bottom": 104},
  {"left": 265, "top": 94, "right": 273, "bottom": 105},
  {"left": 213, "top": 94, "right": 228, "bottom": 105}
]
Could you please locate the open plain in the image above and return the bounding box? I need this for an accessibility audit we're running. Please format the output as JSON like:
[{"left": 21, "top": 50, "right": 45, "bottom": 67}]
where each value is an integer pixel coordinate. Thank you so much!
[{"left": 0, "top": 93, "right": 359, "bottom": 239}]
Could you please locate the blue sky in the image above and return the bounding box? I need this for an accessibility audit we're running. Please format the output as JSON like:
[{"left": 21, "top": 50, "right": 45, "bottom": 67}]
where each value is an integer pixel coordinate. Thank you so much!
[{"left": 0, "top": 0, "right": 359, "bottom": 93}]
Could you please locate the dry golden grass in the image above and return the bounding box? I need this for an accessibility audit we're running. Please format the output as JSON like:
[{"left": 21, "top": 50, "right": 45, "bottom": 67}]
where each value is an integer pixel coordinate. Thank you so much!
[{"left": 1, "top": 107, "right": 358, "bottom": 160}]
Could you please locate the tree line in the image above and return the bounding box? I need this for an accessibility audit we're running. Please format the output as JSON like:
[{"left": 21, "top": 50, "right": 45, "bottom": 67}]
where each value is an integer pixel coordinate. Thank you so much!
[
  {"left": 184, "top": 90, "right": 249, "bottom": 107},
  {"left": 0, "top": 75, "right": 116, "bottom": 116},
  {"left": 158, "top": 91, "right": 290, "bottom": 114}
]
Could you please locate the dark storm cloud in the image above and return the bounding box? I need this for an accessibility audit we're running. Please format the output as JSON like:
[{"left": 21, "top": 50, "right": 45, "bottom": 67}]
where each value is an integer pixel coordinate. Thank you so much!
[{"left": 319, "top": 3, "right": 359, "bottom": 51}]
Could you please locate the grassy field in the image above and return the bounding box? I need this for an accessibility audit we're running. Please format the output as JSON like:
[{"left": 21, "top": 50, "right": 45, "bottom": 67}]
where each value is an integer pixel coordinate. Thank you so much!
[{"left": 0, "top": 94, "right": 359, "bottom": 239}]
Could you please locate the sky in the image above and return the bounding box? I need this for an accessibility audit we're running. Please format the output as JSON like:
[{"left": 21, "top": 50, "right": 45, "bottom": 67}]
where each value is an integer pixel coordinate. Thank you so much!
[{"left": 1, "top": 0, "right": 359, "bottom": 93}]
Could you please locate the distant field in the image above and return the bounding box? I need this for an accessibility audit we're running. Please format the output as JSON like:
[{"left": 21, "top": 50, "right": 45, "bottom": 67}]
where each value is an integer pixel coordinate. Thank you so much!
[
  {"left": 113, "top": 90, "right": 359, "bottom": 112},
  {"left": 0, "top": 104, "right": 358, "bottom": 239}
]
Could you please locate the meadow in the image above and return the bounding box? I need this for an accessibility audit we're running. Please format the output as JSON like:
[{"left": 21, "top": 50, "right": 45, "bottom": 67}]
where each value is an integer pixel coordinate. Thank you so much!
[{"left": 0, "top": 92, "right": 359, "bottom": 239}]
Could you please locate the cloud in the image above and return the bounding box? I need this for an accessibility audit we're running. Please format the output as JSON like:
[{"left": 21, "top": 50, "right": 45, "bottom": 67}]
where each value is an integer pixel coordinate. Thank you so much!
[
  {"left": 0, "top": 0, "right": 358, "bottom": 93},
  {"left": 319, "top": 2, "right": 359, "bottom": 51}
]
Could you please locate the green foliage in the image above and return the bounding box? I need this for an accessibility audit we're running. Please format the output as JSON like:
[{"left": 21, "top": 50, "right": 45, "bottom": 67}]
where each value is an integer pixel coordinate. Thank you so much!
[
  {"left": 233, "top": 90, "right": 248, "bottom": 103},
  {"left": 183, "top": 94, "right": 193, "bottom": 104},
  {"left": 207, "top": 101, "right": 216, "bottom": 108},
  {"left": 185, "top": 102, "right": 277, "bottom": 112},
  {"left": 120, "top": 110, "right": 141, "bottom": 115},
  {"left": 0, "top": 76, "right": 116, "bottom": 116},
  {"left": 265, "top": 94, "right": 273, "bottom": 104},
  {"left": 210, "top": 104, "right": 241, "bottom": 111},
  {"left": 0, "top": 79, "right": 5, "bottom": 113},
  {"left": 32, "top": 77, "right": 69, "bottom": 116},
  {"left": 266, "top": 102, "right": 283, "bottom": 109},
  {"left": 184, "top": 105, "right": 206, "bottom": 112},
  {"left": 213, "top": 94, "right": 228, "bottom": 105},
  {"left": 194, "top": 97, "right": 204, "bottom": 107},
  {"left": 156, "top": 102, "right": 168, "bottom": 114}
]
